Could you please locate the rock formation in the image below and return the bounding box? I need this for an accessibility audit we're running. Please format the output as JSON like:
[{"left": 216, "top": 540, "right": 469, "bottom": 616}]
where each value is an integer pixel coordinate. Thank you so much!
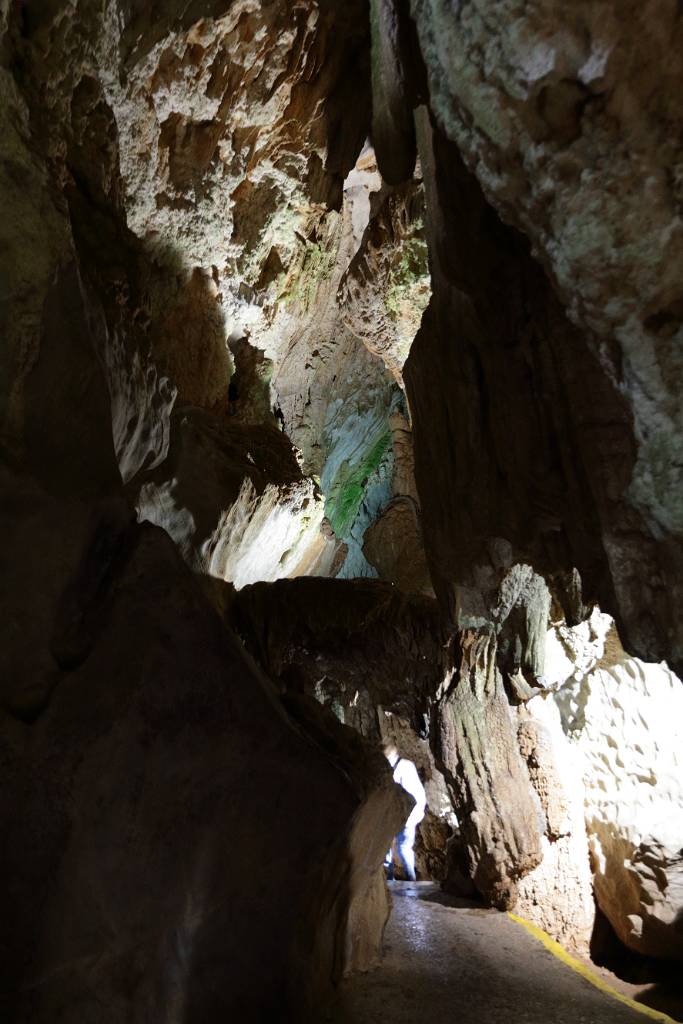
[
  {"left": 366, "top": 0, "right": 683, "bottom": 924},
  {"left": 231, "top": 576, "right": 448, "bottom": 726},
  {"left": 0, "top": 2, "right": 413, "bottom": 1018},
  {"left": 2, "top": 516, "right": 411, "bottom": 1021},
  {"left": 2, "top": 0, "right": 683, "bottom": 1018},
  {"left": 135, "top": 407, "right": 324, "bottom": 587},
  {"left": 546, "top": 610, "right": 683, "bottom": 961},
  {"left": 514, "top": 697, "right": 595, "bottom": 952}
]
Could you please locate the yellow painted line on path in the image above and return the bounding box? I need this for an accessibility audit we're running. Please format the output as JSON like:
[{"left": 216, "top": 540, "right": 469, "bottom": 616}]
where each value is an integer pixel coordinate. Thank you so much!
[{"left": 507, "top": 913, "right": 681, "bottom": 1024}]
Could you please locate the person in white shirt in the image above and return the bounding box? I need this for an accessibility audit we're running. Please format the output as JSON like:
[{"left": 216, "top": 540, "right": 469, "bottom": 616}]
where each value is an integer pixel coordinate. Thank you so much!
[{"left": 383, "top": 743, "right": 427, "bottom": 881}]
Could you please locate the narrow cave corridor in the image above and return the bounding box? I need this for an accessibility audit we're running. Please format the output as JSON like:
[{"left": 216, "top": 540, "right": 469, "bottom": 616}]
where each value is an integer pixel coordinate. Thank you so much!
[
  {"left": 329, "top": 884, "right": 675, "bottom": 1024},
  {"left": 1, "top": 1, "right": 682, "bottom": 1022}
]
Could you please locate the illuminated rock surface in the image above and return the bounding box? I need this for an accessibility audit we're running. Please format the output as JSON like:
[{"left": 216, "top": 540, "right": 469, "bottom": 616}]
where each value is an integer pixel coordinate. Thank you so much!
[
  {"left": 2, "top": 0, "right": 683, "bottom": 1018},
  {"left": 135, "top": 408, "right": 324, "bottom": 587},
  {"left": 546, "top": 611, "right": 683, "bottom": 961}
]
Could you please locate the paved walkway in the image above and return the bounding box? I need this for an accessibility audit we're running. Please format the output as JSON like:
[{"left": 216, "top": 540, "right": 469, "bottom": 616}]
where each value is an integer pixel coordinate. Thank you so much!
[{"left": 328, "top": 883, "right": 671, "bottom": 1024}]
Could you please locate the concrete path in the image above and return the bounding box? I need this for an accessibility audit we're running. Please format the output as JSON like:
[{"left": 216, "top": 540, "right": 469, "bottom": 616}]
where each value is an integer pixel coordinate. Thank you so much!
[{"left": 328, "top": 883, "right": 668, "bottom": 1024}]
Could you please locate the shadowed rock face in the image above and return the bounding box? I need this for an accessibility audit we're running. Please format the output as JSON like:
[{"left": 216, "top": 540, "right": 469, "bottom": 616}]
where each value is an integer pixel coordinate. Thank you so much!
[
  {"left": 400, "top": 4, "right": 683, "bottom": 674},
  {"left": 231, "top": 576, "right": 449, "bottom": 726},
  {"left": 134, "top": 407, "right": 325, "bottom": 587},
  {"left": 401, "top": 109, "right": 681, "bottom": 910},
  {"left": 405, "top": 114, "right": 681, "bottom": 673},
  {"left": 2, "top": 0, "right": 683, "bottom": 1010},
  {"left": 1, "top": 521, "right": 410, "bottom": 1022},
  {"left": 0, "top": 2, "right": 420, "bottom": 1020},
  {"left": 409, "top": 0, "right": 683, "bottom": 558},
  {"left": 366, "top": 0, "right": 683, "bottom": 929}
]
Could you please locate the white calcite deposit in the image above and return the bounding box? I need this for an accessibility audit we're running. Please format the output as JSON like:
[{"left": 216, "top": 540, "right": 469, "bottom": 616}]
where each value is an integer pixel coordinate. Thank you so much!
[{"left": 545, "top": 609, "right": 683, "bottom": 959}]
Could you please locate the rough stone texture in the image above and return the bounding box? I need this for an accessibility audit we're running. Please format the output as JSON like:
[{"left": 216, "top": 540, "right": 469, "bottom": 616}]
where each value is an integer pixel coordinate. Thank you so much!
[
  {"left": 404, "top": 106, "right": 679, "bottom": 669},
  {"left": 233, "top": 596, "right": 459, "bottom": 884},
  {"left": 413, "top": 812, "right": 453, "bottom": 883},
  {"left": 2, "top": 0, "right": 392, "bottom": 555},
  {"left": 370, "top": 0, "right": 419, "bottom": 185},
  {"left": 366, "top": 4, "right": 683, "bottom": 949},
  {"left": 135, "top": 407, "right": 324, "bottom": 588},
  {"left": 340, "top": 176, "right": 431, "bottom": 384},
  {"left": 396, "top": 97, "right": 682, "bottom": 923},
  {"left": 412, "top": 561, "right": 553, "bottom": 904},
  {"left": 72, "top": 0, "right": 370, "bottom": 359},
  {"left": 8, "top": 0, "right": 421, "bottom": 599},
  {"left": 0, "top": 4, "right": 429, "bottom": 1020},
  {"left": 39, "top": 0, "right": 427, "bottom": 593},
  {"left": 104, "top": 330, "right": 178, "bottom": 486},
  {"left": 411, "top": 0, "right": 683, "bottom": 531},
  {"left": 515, "top": 698, "right": 595, "bottom": 953},
  {"left": 281, "top": 691, "right": 413, "bottom": 976},
  {"left": 262, "top": 151, "right": 406, "bottom": 578},
  {"left": 231, "top": 576, "right": 449, "bottom": 728},
  {"left": 442, "top": 830, "right": 479, "bottom": 900},
  {"left": 152, "top": 267, "right": 231, "bottom": 410},
  {"left": 362, "top": 412, "right": 432, "bottom": 595},
  {"left": 3, "top": 0, "right": 683, "bottom": 1001},
  {"left": 436, "top": 631, "right": 544, "bottom": 908},
  {"left": 546, "top": 611, "right": 683, "bottom": 961},
  {"left": 406, "top": 1, "right": 683, "bottom": 671}
]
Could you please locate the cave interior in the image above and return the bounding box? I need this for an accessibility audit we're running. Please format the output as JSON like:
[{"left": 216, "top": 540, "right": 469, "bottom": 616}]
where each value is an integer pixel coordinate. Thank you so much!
[{"left": 1, "top": 0, "right": 682, "bottom": 1021}]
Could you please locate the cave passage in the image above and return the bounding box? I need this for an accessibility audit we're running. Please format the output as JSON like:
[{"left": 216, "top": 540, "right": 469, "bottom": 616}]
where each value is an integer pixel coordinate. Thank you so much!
[
  {"left": 329, "top": 885, "right": 670, "bottom": 1024},
  {"left": 2, "top": 0, "right": 683, "bottom": 1021}
]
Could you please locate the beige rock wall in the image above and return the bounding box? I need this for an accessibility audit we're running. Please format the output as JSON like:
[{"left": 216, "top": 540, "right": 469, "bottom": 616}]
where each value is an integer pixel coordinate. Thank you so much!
[
  {"left": 515, "top": 698, "right": 595, "bottom": 953},
  {"left": 546, "top": 611, "right": 683, "bottom": 961},
  {"left": 410, "top": 0, "right": 683, "bottom": 542},
  {"left": 405, "top": 0, "right": 683, "bottom": 671}
]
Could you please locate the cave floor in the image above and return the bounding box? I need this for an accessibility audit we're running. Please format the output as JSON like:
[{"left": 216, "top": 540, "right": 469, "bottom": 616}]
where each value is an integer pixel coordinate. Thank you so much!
[{"left": 327, "top": 883, "right": 664, "bottom": 1024}]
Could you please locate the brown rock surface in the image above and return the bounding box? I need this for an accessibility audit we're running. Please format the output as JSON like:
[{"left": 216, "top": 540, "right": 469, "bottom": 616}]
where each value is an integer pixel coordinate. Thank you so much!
[
  {"left": 399, "top": 104, "right": 682, "bottom": 914},
  {"left": 231, "top": 576, "right": 449, "bottom": 725},
  {"left": 3, "top": 0, "right": 683, "bottom": 1002},
  {"left": 363, "top": 497, "right": 432, "bottom": 595},
  {"left": 0, "top": 521, "right": 410, "bottom": 1022},
  {"left": 436, "top": 631, "right": 544, "bottom": 908},
  {"left": 514, "top": 702, "right": 595, "bottom": 952},
  {"left": 0, "top": 5, "right": 427, "bottom": 1020}
]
